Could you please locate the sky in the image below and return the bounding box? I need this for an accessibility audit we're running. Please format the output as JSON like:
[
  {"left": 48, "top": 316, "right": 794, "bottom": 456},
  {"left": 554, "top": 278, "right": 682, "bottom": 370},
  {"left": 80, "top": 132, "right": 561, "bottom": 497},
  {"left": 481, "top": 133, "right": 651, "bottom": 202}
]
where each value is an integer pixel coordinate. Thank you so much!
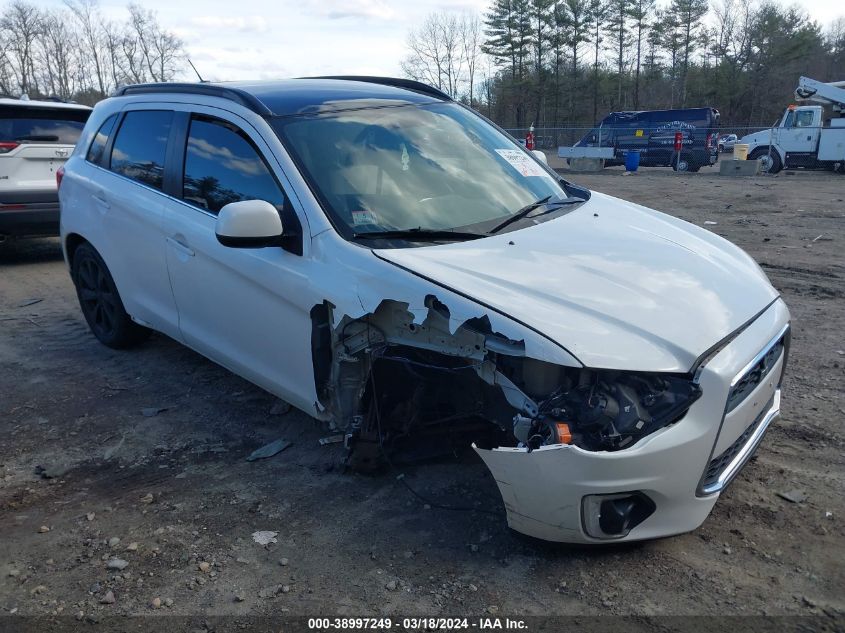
[{"left": 36, "top": 0, "right": 845, "bottom": 82}]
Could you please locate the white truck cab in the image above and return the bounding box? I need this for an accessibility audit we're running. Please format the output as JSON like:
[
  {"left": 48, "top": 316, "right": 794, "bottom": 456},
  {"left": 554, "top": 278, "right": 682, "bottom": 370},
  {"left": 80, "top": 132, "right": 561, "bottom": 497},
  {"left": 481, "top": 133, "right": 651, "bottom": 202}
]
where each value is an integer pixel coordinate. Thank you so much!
[{"left": 741, "top": 77, "right": 845, "bottom": 174}]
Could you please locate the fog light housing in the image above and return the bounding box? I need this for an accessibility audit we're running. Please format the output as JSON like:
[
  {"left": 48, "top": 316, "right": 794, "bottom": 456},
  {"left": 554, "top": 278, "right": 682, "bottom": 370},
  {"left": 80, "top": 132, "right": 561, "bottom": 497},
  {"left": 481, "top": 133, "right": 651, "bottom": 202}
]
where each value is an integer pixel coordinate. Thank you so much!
[{"left": 582, "top": 492, "right": 656, "bottom": 539}]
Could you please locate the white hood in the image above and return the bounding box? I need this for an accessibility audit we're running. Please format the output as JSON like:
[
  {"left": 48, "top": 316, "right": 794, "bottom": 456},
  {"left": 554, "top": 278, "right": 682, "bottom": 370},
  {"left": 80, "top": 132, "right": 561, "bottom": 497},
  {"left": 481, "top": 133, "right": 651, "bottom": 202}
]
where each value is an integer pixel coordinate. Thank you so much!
[
  {"left": 740, "top": 129, "right": 774, "bottom": 149},
  {"left": 375, "top": 192, "right": 778, "bottom": 373}
]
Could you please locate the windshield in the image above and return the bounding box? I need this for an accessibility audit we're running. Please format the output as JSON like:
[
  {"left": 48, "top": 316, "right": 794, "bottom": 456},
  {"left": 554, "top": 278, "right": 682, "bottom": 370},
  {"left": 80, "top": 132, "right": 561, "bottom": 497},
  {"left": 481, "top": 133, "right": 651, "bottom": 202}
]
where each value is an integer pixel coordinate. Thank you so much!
[{"left": 271, "top": 102, "right": 574, "bottom": 239}]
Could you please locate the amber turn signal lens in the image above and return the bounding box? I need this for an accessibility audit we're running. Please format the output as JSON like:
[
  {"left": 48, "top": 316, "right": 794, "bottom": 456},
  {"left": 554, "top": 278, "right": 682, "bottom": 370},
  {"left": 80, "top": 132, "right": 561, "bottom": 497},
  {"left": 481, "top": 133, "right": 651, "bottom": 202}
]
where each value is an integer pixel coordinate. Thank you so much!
[{"left": 554, "top": 422, "right": 573, "bottom": 444}]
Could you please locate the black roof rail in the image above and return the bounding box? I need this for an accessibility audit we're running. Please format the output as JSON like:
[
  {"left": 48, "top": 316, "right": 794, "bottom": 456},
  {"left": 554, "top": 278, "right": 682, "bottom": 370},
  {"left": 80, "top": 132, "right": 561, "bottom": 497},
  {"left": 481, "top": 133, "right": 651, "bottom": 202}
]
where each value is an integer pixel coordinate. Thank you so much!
[
  {"left": 302, "top": 76, "right": 452, "bottom": 101},
  {"left": 112, "top": 83, "right": 273, "bottom": 116}
]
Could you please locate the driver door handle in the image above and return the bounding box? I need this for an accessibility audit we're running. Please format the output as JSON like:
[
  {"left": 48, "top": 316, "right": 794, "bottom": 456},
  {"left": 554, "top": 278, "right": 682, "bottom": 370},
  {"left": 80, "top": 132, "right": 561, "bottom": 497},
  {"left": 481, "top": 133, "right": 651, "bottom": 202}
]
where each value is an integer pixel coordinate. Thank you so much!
[
  {"left": 92, "top": 190, "right": 110, "bottom": 210},
  {"left": 167, "top": 236, "right": 195, "bottom": 257}
]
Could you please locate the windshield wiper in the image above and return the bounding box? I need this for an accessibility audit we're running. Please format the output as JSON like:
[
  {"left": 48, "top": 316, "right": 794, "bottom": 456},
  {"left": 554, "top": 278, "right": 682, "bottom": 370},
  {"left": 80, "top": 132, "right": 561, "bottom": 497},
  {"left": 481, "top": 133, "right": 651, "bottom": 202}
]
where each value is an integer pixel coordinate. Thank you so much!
[
  {"left": 488, "top": 195, "right": 586, "bottom": 234},
  {"left": 15, "top": 134, "right": 60, "bottom": 142},
  {"left": 353, "top": 228, "right": 485, "bottom": 242}
]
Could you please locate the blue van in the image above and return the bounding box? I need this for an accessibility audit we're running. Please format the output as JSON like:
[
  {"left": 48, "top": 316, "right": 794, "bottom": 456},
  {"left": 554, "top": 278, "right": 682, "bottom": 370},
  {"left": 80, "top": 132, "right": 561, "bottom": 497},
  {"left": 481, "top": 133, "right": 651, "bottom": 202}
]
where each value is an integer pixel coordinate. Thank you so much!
[{"left": 576, "top": 108, "right": 721, "bottom": 172}]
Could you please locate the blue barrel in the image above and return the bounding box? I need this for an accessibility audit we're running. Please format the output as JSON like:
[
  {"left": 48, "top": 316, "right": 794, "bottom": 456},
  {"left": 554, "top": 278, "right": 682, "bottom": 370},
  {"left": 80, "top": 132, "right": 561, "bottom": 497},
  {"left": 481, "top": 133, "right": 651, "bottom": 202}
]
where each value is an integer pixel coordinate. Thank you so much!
[{"left": 624, "top": 150, "right": 641, "bottom": 172}]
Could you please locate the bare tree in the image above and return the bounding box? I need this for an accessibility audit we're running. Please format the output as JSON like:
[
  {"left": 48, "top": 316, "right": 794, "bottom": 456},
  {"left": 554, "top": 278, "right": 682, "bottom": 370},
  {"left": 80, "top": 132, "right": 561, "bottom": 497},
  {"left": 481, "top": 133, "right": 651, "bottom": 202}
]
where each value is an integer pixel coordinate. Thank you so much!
[
  {"left": 0, "top": 1, "right": 43, "bottom": 95},
  {"left": 460, "top": 13, "right": 483, "bottom": 105},
  {"left": 0, "top": 0, "right": 185, "bottom": 102},
  {"left": 103, "top": 20, "right": 125, "bottom": 89},
  {"left": 401, "top": 11, "right": 483, "bottom": 102},
  {"left": 35, "top": 10, "right": 79, "bottom": 98},
  {"left": 64, "top": 0, "right": 107, "bottom": 95}
]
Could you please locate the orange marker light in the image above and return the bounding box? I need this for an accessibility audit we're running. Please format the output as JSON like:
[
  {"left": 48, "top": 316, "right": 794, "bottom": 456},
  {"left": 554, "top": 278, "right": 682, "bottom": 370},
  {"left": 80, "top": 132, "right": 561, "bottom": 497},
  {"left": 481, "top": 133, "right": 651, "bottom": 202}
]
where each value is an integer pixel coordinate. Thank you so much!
[{"left": 554, "top": 423, "right": 573, "bottom": 444}]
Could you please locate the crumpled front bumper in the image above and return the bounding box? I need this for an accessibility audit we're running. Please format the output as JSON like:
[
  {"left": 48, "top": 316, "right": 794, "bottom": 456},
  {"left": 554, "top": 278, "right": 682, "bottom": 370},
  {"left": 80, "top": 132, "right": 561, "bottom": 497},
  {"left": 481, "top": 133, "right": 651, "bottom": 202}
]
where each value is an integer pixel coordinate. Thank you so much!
[{"left": 475, "top": 298, "right": 790, "bottom": 543}]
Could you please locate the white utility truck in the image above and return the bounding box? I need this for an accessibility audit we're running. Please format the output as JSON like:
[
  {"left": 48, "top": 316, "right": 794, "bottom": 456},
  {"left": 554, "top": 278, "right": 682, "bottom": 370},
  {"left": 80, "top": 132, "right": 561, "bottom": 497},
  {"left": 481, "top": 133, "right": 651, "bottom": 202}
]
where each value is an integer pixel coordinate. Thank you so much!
[{"left": 741, "top": 76, "right": 845, "bottom": 174}]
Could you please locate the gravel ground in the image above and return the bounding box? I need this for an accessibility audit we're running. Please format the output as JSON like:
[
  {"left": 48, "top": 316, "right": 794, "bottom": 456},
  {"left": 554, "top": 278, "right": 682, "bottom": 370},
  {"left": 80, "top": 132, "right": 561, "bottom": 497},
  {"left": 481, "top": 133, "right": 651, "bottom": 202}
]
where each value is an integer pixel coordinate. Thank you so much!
[{"left": 0, "top": 167, "right": 843, "bottom": 621}]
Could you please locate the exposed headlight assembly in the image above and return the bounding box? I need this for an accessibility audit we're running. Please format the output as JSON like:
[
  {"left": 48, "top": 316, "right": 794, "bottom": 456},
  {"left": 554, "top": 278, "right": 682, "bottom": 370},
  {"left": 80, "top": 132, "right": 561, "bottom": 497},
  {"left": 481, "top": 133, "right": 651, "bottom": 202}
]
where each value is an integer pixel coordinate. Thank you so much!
[{"left": 516, "top": 369, "right": 702, "bottom": 452}]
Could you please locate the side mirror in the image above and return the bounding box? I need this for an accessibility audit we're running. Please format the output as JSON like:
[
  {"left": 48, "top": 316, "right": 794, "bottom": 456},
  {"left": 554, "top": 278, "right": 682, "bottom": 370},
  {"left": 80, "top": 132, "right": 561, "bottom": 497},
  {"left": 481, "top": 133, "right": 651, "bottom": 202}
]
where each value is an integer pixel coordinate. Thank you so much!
[
  {"left": 215, "top": 200, "right": 283, "bottom": 248},
  {"left": 532, "top": 149, "right": 547, "bottom": 164}
]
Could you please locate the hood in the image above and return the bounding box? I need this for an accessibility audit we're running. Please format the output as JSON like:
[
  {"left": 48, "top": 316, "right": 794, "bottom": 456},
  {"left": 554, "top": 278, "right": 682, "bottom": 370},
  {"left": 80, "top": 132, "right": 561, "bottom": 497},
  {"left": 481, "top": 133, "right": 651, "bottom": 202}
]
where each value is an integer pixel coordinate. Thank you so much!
[
  {"left": 374, "top": 192, "right": 778, "bottom": 373},
  {"left": 740, "top": 129, "right": 772, "bottom": 146}
]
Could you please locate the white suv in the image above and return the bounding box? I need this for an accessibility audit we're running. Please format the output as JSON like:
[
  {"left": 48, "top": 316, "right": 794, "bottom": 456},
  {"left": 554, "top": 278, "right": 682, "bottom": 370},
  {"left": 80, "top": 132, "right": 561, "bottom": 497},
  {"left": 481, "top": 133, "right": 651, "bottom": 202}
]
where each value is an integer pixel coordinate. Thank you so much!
[
  {"left": 1, "top": 97, "right": 91, "bottom": 240},
  {"left": 59, "top": 78, "right": 789, "bottom": 543}
]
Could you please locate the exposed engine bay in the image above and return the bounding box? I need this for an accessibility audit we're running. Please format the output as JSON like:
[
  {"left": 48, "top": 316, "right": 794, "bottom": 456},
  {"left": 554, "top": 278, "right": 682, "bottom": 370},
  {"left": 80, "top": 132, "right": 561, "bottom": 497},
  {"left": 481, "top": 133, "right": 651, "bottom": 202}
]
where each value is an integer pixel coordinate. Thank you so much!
[{"left": 311, "top": 297, "right": 702, "bottom": 470}]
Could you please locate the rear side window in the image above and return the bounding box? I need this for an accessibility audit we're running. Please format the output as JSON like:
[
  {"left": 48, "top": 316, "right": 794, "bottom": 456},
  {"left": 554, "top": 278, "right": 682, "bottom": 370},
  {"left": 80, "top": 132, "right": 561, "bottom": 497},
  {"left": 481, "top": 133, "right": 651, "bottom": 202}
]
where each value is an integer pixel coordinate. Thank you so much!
[
  {"left": 86, "top": 114, "right": 118, "bottom": 165},
  {"left": 0, "top": 106, "right": 89, "bottom": 145},
  {"left": 110, "top": 110, "right": 173, "bottom": 190},
  {"left": 182, "top": 116, "right": 285, "bottom": 214}
]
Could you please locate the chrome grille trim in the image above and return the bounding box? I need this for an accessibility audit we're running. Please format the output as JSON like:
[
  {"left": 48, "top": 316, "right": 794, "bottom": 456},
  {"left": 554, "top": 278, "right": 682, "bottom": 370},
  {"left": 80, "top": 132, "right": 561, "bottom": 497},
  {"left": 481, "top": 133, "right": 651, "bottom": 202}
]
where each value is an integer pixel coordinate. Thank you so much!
[
  {"left": 725, "top": 339, "right": 785, "bottom": 414},
  {"left": 699, "top": 389, "right": 780, "bottom": 495}
]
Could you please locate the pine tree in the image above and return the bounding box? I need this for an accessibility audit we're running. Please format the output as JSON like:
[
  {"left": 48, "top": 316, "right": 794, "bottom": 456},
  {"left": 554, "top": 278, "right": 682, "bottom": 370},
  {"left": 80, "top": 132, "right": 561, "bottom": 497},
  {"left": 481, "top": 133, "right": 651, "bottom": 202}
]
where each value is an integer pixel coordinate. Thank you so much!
[
  {"left": 606, "top": 0, "right": 631, "bottom": 109},
  {"left": 562, "top": 0, "right": 591, "bottom": 119},
  {"left": 669, "top": 0, "right": 709, "bottom": 106},
  {"left": 586, "top": 0, "right": 609, "bottom": 122},
  {"left": 627, "top": 0, "right": 655, "bottom": 109},
  {"left": 483, "top": 0, "right": 534, "bottom": 125},
  {"left": 529, "top": 0, "right": 556, "bottom": 126}
]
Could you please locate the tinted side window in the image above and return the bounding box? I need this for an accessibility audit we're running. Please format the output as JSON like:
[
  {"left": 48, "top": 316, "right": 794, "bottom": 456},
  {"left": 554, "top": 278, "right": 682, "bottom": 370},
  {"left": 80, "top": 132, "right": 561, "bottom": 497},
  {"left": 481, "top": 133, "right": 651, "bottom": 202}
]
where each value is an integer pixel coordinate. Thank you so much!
[
  {"left": 86, "top": 114, "right": 118, "bottom": 165},
  {"left": 110, "top": 110, "right": 173, "bottom": 190},
  {"left": 182, "top": 116, "right": 284, "bottom": 214}
]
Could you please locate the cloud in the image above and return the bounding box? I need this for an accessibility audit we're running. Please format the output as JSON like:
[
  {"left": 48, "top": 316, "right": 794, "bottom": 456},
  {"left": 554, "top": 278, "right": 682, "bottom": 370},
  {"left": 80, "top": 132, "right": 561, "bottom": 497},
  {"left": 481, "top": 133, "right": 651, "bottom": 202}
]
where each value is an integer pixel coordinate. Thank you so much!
[
  {"left": 304, "top": 0, "right": 395, "bottom": 20},
  {"left": 187, "top": 135, "right": 265, "bottom": 177},
  {"left": 189, "top": 16, "right": 269, "bottom": 33},
  {"left": 183, "top": 45, "right": 292, "bottom": 81}
]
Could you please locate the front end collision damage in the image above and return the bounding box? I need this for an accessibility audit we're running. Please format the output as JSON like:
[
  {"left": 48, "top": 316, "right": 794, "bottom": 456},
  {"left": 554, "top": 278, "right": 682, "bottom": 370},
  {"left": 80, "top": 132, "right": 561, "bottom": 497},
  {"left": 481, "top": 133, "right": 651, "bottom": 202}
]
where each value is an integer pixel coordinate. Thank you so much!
[
  {"left": 301, "top": 218, "right": 790, "bottom": 543},
  {"left": 308, "top": 289, "right": 722, "bottom": 541}
]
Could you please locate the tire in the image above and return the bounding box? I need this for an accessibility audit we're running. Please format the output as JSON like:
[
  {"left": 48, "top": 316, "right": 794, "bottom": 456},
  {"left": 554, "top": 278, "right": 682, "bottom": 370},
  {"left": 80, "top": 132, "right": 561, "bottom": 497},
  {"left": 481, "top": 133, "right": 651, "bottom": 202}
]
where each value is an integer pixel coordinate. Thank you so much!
[
  {"left": 672, "top": 155, "right": 693, "bottom": 172},
  {"left": 72, "top": 242, "right": 151, "bottom": 348},
  {"left": 749, "top": 147, "right": 783, "bottom": 174}
]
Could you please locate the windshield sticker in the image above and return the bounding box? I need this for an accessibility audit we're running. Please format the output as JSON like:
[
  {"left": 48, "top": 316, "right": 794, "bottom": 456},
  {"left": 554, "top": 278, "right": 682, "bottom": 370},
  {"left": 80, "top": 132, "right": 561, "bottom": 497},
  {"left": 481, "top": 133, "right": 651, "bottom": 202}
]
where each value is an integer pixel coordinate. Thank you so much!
[
  {"left": 495, "top": 149, "right": 550, "bottom": 178},
  {"left": 351, "top": 209, "right": 378, "bottom": 226}
]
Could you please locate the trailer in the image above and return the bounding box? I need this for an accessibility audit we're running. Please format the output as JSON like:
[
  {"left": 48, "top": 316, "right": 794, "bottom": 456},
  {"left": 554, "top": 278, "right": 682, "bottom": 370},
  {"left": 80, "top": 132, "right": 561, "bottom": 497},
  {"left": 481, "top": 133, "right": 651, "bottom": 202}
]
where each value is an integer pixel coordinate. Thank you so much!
[{"left": 740, "top": 76, "right": 845, "bottom": 174}]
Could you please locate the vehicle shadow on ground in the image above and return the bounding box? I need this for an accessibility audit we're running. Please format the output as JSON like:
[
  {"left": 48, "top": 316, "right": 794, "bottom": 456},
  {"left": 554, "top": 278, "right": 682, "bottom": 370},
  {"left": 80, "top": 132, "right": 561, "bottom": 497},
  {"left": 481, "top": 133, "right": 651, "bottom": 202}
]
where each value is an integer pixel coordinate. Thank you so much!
[{"left": 0, "top": 237, "right": 64, "bottom": 266}]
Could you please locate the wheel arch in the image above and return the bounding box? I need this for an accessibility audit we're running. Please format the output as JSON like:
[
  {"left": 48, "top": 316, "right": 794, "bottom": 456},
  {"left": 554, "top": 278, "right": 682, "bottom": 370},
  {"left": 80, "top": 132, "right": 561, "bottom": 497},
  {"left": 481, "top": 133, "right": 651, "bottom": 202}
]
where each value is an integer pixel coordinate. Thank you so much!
[
  {"left": 750, "top": 144, "right": 784, "bottom": 162},
  {"left": 63, "top": 232, "right": 95, "bottom": 273},
  {"left": 64, "top": 232, "right": 88, "bottom": 267}
]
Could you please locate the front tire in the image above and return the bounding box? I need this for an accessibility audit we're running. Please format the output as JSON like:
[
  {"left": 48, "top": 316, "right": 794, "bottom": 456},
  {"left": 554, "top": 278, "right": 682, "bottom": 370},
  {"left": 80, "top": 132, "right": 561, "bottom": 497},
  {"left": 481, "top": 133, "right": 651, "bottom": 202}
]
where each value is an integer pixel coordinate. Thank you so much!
[
  {"left": 72, "top": 242, "right": 151, "bottom": 349},
  {"left": 749, "top": 147, "right": 783, "bottom": 174}
]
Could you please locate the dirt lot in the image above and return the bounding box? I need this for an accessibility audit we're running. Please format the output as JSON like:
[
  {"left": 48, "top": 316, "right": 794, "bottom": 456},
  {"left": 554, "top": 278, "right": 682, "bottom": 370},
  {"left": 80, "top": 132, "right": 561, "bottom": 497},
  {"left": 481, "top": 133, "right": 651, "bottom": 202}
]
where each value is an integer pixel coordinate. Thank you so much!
[{"left": 1, "top": 167, "right": 843, "bottom": 622}]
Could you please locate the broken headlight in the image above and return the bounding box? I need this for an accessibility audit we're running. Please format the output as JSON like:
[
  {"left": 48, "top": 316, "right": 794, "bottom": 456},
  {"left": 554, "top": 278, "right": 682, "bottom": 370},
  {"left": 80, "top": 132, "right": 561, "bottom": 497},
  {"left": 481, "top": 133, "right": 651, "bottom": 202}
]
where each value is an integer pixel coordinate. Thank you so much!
[{"left": 517, "top": 369, "right": 701, "bottom": 452}]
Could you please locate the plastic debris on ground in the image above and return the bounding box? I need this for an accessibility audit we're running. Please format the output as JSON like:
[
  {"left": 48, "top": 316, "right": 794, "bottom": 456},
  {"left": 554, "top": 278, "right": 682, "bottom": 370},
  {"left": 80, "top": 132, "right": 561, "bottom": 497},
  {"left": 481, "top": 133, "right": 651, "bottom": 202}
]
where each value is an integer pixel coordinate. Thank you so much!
[
  {"left": 252, "top": 531, "right": 278, "bottom": 546},
  {"left": 246, "top": 439, "right": 292, "bottom": 462}
]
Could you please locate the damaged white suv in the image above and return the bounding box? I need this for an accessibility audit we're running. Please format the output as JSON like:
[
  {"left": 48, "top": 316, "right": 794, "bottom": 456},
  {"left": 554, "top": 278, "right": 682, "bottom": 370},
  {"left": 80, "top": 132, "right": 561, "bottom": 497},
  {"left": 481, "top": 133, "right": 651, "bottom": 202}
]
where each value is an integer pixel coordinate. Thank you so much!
[{"left": 59, "top": 78, "right": 789, "bottom": 543}]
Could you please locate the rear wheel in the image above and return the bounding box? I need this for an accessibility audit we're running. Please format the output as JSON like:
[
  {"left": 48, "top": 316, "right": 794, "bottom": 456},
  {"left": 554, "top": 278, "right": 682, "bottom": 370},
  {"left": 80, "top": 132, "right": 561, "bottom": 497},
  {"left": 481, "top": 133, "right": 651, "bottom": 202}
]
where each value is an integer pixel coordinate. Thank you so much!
[
  {"left": 672, "top": 155, "right": 695, "bottom": 172},
  {"left": 749, "top": 147, "right": 783, "bottom": 174},
  {"left": 72, "top": 242, "right": 151, "bottom": 348}
]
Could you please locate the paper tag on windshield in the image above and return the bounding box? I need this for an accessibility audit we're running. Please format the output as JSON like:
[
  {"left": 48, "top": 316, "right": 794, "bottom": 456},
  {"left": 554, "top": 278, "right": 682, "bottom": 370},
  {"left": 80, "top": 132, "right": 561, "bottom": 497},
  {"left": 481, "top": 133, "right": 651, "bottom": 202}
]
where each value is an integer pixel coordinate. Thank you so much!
[
  {"left": 351, "top": 209, "right": 378, "bottom": 226},
  {"left": 495, "top": 149, "right": 550, "bottom": 178}
]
